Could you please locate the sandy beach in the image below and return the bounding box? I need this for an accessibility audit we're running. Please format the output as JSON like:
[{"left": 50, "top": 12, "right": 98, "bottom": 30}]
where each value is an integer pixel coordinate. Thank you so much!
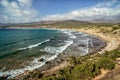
[
  {"left": 40, "top": 28, "right": 120, "bottom": 80},
  {"left": 2, "top": 27, "right": 120, "bottom": 80},
  {"left": 75, "top": 28, "right": 120, "bottom": 80},
  {"left": 48, "top": 27, "right": 120, "bottom": 53},
  {"left": 67, "top": 28, "right": 120, "bottom": 54}
]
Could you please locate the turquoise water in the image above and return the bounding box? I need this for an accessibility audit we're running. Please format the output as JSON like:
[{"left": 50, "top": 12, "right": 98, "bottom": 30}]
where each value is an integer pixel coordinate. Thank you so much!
[
  {"left": 0, "top": 28, "right": 74, "bottom": 78},
  {"left": 0, "top": 29, "right": 66, "bottom": 59},
  {"left": 0, "top": 29, "right": 106, "bottom": 78}
]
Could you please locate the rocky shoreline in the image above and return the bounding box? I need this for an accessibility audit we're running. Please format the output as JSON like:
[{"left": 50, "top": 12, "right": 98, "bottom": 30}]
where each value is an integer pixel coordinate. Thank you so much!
[
  {"left": 14, "top": 31, "right": 107, "bottom": 80},
  {"left": 0, "top": 29, "right": 107, "bottom": 80},
  {"left": 34, "top": 30, "right": 106, "bottom": 71}
]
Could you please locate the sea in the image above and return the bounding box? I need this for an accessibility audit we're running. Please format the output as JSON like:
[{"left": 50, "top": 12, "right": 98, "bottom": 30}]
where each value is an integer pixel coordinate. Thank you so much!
[{"left": 0, "top": 28, "right": 106, "bottom": 78}]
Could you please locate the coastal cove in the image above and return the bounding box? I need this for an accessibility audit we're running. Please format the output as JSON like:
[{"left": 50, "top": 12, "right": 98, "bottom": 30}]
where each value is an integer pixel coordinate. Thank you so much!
[
  {"left": 13, "top": 26, "right": 120, "bottom": 80},
  {"left": 0, "top": 0, "right": 120, "bottom": 79},
  {"left": 39, "top": 27, "right": 120, "bottom": 80},
  {"left": 0, "top": 28, "right": 107, "bottom": 79}
]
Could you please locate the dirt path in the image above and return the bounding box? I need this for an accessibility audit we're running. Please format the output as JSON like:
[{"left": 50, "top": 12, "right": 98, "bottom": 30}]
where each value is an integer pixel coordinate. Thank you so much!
[
  {"left": 94, "top": 65, "right": 120, "bottom": 80},
  {"left": 94, "top": 69, "right": 109, "bottom": 80}
]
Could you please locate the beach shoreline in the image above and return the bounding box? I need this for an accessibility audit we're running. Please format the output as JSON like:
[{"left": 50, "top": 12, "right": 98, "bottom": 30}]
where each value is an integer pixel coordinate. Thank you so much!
[
  {"left": 1, "top": 27, "right": 119, "bottom": 79},
  {"left": 40, "top": 27, "right": 120, "bottom": 80},
  {"left": 34, "top": 27, "right": 120, "bottom": 79},
  {"left": 12, "top": 27, "right": 111, "bottom": 79},
  {"left": 50, "top": 27, "right": 120, "bottom": 53}
]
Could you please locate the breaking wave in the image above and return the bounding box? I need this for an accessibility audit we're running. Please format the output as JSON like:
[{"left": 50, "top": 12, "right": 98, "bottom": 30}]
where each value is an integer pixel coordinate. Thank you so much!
[
  {"left": 0, "top": 29, "right": 95, "bottom": 79},
  {"left": 42, "top": 40, "right": 73, "bottom": 54},
  {"left": 60, "top": 30, "right": 77, "bottom": 39},
  {"left": 18, "top": 39, "right": 50, "bottom": 50},
  {"left": 0, "top": 55, "right": 57, "bottom": 79}
]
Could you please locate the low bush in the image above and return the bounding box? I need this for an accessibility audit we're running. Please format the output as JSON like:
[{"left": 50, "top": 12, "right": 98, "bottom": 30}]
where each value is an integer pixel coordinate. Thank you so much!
[{"left": 97, "top": 58, "right": 115, "bottom": 70}]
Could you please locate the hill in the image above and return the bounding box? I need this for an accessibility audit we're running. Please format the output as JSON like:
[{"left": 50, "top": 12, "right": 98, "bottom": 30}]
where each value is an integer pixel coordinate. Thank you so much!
[{"left": 1, "top": 20, "right": 120, "bottom": 29}]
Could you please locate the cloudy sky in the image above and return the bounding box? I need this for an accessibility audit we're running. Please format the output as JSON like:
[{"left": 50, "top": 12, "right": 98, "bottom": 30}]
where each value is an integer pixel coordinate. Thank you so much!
[{"left": 0, "top": 0, "right": 120, "bottom": 23}]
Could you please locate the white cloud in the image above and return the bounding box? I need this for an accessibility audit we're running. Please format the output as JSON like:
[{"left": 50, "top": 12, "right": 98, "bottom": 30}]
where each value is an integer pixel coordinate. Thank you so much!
[
  {"left": 0, "top": 0, "right": 120, "bottom": 23},
  {"left": 0, "top": 0, "right": 39, "bottom": 23},
  {"left": 18, "top": 0, "right": 33, "bottom": 9},
  {"left": 95, "top": 0, "right": 117, "bottom": 8},
  {"left": 42, "top": 0, "right": 120, "bottom": 21}
]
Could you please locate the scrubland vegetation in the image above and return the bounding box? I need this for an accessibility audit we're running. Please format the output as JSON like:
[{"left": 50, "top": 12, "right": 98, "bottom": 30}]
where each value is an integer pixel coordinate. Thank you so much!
[
  {"left": 26, "top": 21, "right": 120, "bottom": 80},
  {"left": 11, "top": 47, "right": 120, "bottom": 80},
  {"left": 40, "top": 48, "right": 120, "bottom": 80}
]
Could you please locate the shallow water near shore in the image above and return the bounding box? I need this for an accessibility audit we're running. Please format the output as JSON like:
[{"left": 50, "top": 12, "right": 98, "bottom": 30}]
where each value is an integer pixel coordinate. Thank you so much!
[{"left": 0, "top": 28, "right": 106, "bottom": 79}]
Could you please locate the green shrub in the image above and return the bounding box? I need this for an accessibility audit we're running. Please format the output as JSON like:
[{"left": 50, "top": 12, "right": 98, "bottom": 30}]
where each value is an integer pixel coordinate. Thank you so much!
[
  {"left": 102, "top": 50, "right": 120, "bottom": 60},
  {"left": 68, "top": 56, "right": 77, "bottom": 65},
  {"left": 58, "top": 66, "right": 73, "bottom": 80},
  {"left": 97, "top": 58, "right": 115, "bottom": 70},
  {"left": 44, "top": 76, "right": 56, "bottom": 80},
  {"left": 29, "top": 70, "right": 43, "bottom": 79},
  {"left": 72, "top": 62, "right": 101, "bottom": 79},
  {"left": 68, "top": 56, "right": 90, "bottom": 65}
]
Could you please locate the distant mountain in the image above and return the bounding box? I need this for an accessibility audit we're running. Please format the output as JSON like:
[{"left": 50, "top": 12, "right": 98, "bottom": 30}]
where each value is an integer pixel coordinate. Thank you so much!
[
  {"left": 0, "top": 20, "right": 119, "bottom": 28},
  {"left": 0, "top": 23, "right": 13, "bottom": 26},
  {"left": 89, "top": 19, "right": 120, "bottom": 23},
  {"left": 0, "top": 20, "right": 91, "bottom": 27}
]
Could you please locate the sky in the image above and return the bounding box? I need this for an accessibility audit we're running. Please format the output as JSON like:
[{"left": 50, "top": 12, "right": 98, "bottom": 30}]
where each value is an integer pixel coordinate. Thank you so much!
[{"left": 0, "top": 0, "right": 120, "bottom": 23}]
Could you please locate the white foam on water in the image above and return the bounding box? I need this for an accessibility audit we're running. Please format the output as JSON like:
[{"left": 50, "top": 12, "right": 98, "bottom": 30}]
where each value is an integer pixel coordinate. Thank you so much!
[
  {"left": 18, "top": 39, "right": 50, "bottom": 50},
  {"left": 60, "top": 30, "right": 77, "bottom": 39},
  {"left": 43, "top": 40, "right": 73, "bottom": 54},
  {"left": 0, "top": 29, "right": 91, "bottom": 79},
  {"left": 0, "top": 55, "right": 57, "bottom": 79},
  {"left": 0, "top": 30, "right": 74, "bottom": 79}
]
